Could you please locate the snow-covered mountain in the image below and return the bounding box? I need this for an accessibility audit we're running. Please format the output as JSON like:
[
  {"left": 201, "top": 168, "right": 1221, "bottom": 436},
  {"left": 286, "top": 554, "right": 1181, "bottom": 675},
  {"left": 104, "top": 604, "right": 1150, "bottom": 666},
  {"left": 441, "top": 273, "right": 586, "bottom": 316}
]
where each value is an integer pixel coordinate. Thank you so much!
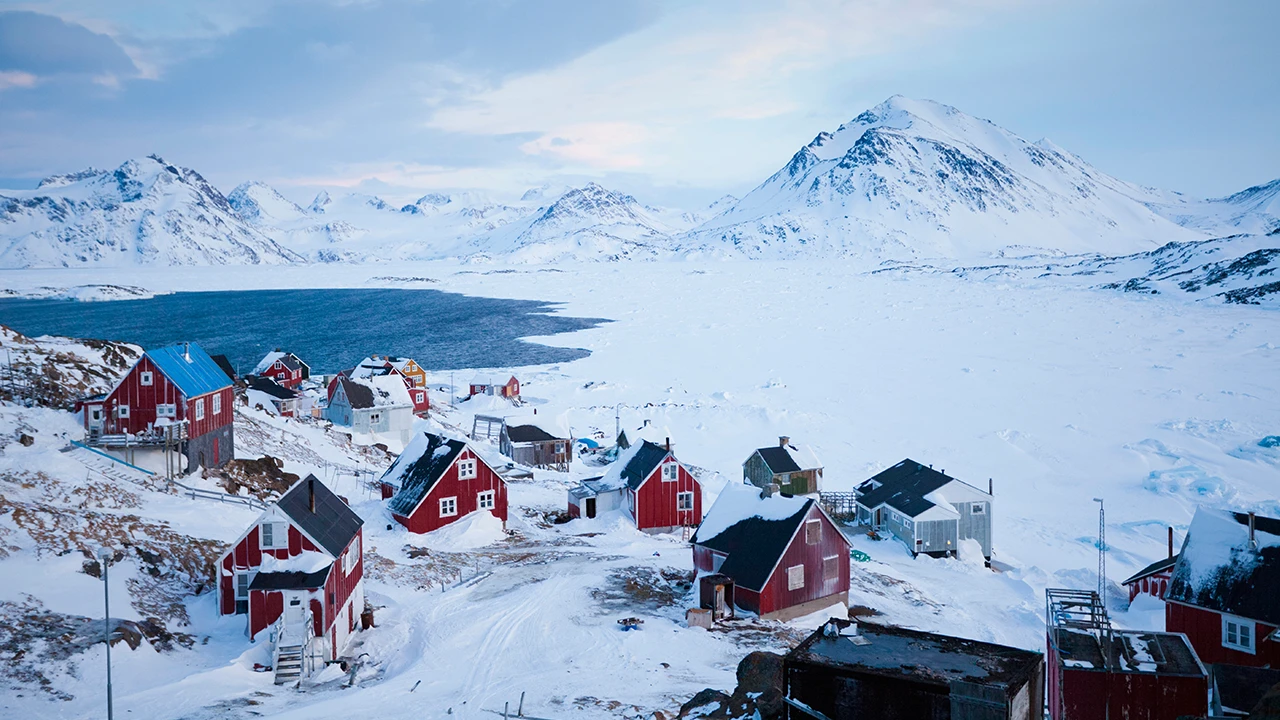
[
  {"left": 679, "top": 96, "right": 1208, "bottom": 261},
  {"left": 1150, "top": 178, "right": 1280, "bottom": 237},
  {"left": 0, "top": 156, "right": 304, "bottom": 268},
  {"left": 227, "top": 181, "right": 309, "bottom": 226},
  {"left": 467, "top": 183, "right": 697, "bottom": 262}
]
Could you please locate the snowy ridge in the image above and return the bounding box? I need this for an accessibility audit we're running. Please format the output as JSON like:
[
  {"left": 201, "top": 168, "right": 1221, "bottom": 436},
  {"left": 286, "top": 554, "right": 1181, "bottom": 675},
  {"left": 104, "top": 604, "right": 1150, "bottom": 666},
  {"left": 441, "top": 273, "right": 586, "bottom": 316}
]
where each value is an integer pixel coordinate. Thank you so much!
[
  {"left": 678, "top": 96, "right": 1208, "bottom": 262},
  {"left": 0, "top": 156, "right": 304, "bottom": 268}
]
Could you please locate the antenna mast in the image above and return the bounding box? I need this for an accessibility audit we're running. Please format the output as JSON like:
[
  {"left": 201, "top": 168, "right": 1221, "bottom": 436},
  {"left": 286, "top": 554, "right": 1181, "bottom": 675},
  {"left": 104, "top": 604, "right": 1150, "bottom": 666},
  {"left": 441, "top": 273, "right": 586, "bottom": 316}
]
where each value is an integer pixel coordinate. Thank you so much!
[{"left": 1093, "top": 497, "right": 1106, "bottom": 608}]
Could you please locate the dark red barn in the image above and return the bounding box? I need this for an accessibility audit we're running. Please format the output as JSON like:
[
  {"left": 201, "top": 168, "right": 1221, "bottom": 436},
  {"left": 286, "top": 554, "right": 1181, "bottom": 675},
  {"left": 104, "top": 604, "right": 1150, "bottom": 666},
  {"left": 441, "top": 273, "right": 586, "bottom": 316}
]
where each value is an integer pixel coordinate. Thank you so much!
[
  {"left": 252, "top": 350, "right": 309, "bottom": 390},
  {"left": 381, "top": 432, "right": 508, "bottom": 534},
  {"left": 1164, "top": 508, "right": 1280, "bottom": 668},
  {"left": 216, "top": 476, "right": 364, "bottom": 681},
  {"left": 692, "top": 483, "right": 849, "bottom": 621},
  {"left": 1047, "top": 588, "right": 1208, "bottom": 720},
  {"left": 89, "top": 342, "right": 234, "bottom": 469},
  {"left": 601, "top": 439, "right": 701, "bottom": 532}
]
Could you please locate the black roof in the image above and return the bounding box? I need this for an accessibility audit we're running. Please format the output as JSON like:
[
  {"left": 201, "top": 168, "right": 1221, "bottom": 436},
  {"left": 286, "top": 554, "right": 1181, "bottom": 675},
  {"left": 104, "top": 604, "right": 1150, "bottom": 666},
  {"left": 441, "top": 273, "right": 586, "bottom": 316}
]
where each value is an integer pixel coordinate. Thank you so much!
[
  {"left": 756, "top": 446, "right": 801, "bottom": 474},
  {"left": 1051, "top": 628, "right": 1205, "bottom": 677},
  {"left": 385, "top": 432, "right": 468, "bottom": 516},
  {"left": 855, "top": 459, "right": 965, "bottom": 518},
  {"left": 506, "top": 424, "right": 562, "bottom": 443},
  {"left": 1213, "top": 664, "right": 1280, "bottom": 715},
  {"left": 789, "top": 620, "right": 1043, "bottom": 691},
  {"left": 618, "top": 441, "right": 673, "bottom": 490},
  {"left": 277, "top": 354, "right": 303, "bottom": 372},
  {"left": 210, "top": 354, "right": 237, "bottom": 382},
  {"left": 275, "top": 475, "right": 363, "bottom": 557},
  {"left": 248, "top": 376, "right": 299, "bottom": 399},
  {"left": 335, "top": 375, "right": 375, "bottom": 409},
  {"left": 1121, "top": 554, "right": 1178, "bottom": 586},
  {"left": 1167, "top": 510, "right": 1280, "bottom": 625},
  {"left": 691, "top": 499, "right": 814, "bottom": 592},
  {"left": 249, "top": 567, "right": 331, "bottom": 590}
]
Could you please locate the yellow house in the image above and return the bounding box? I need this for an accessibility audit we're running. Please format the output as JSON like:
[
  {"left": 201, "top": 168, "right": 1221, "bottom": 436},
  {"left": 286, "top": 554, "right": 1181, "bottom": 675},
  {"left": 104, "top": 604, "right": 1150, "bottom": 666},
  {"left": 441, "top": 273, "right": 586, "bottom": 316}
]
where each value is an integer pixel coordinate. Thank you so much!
[{"left": 387, "top": 357, "right": 427, "bottom": 388}]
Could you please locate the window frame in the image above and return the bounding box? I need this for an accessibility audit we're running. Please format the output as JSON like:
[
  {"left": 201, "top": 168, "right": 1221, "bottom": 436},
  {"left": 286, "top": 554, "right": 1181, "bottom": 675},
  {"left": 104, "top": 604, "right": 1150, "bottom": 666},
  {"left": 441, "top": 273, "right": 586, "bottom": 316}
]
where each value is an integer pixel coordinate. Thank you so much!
[
  {"left": 439, "top": 496, "right": 458, "bottom": 517},
  {"left": 477, "top": 490, "right": 495, "bottom": 510},
  {"left": 805, "top": 519, "right": 822, "bottom": 545},
  {"left": 212, "top": 393, "right": 221, "bottom": 415},
  {"left": 677, "top": 491, "right": 695, "bottom": 511},
  {"left": 662, "top": 462, "right": 679, "bottom": 482},
  {"left": 368, "top": 411, "right": 381, "bottom": 425},
  {"left": 195, "top": 398, "right": 205, "bottom": 420},
  {"left": 415, "top": 391, "right": 425, "bottom": 404},
  {"left": 1223, "top": 615, "right": 1256, "bottom": 654},
  {"left": 787, "top": 564, "right": 805, "bottom": 591},
  {"left": 823, "top": 555, "right": 840, "bottom": 582},
  {"left": 156, "top": 403, "right": 176, "bottom": 418},
  {"left": 458, "top": 459, "right": 478, "bottom": 480},
  {"left": 971, "top": 502, "right": 986, "bottom": 514},
  {"left": 140, "top": 371, "right": 153, "bottom": 386},
  {"left": 117, "top": 404, "right": 130, "bottom": 418},
  {"left": 260, "top": 521, "right": 288, "bottom": 549}
]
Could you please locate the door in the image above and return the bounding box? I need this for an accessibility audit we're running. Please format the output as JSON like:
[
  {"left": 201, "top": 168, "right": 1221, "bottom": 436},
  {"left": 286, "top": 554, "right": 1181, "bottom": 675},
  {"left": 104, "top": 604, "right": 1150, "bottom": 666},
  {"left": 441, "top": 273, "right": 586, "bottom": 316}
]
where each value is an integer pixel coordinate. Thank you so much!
[
  {"left": 874, "top": 508, "right": 883, "bottom": 527},
  {"left": 715, "top": 585, "right": 727, "bottom": 618},
  {"left": 284, "top": 594, "right": 305, "bottom": 629},
  {"left": 585, "top": 497, "right": 597, "bottom": 519},
  {"left": 213, "top": 437, "right": 220, "bottom": 466}
]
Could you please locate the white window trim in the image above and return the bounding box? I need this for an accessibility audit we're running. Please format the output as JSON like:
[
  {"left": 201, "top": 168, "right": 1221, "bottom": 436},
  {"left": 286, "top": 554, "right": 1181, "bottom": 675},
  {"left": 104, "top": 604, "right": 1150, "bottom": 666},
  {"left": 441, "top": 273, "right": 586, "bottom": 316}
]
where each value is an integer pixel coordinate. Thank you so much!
[
  {"left": 368, "top": 412, "right": 381, "bottom": 425},
  {"left": 972, "top": 502, "right": 985, "bottom": 514},
  {"left": 212, "top": 394, "right": 221, "bottom": 415},
  {"left": 439, "top": 496, "right": 458, "bottom": 517},
  {"left": 156, "top": 403, "right": 176, "bottom": 418},
  {"left": 662, "top": 462, "right": 679, "bottom": 482},
  {"left": 260, "top": 521, "right": 288, "bottom": 549},
  {"left": 458, "top": 459, "right": 478, "bottom": 480},
  {"left": 195, "top": 398, "right": 205, "bottom": 420},
  {"left": 787, "top": 564, "right": 805, "bottom": 591},
  {"left": 117, "top": 404, "right": 130, "bottom": 418},
  {"left": 140, "top": 371, "right": 153, "bottom": 386},
  {"left": 677, "top": 491, "right": 695, "bottom": 511},
  {"left": 1223, "top": 615, "right": 1256, "bottom": 654},
  {"left": 90, "top": 408, "right": 102, "bottom": 420},
  {"left": 415, "top": 391, "right": 425, "bottom": 403},
  {"left": 477, "top": 490, "right": 495, "bottom": 510},
  {"left": 235, "top": 571, "right": 253, "bottom": 599}
]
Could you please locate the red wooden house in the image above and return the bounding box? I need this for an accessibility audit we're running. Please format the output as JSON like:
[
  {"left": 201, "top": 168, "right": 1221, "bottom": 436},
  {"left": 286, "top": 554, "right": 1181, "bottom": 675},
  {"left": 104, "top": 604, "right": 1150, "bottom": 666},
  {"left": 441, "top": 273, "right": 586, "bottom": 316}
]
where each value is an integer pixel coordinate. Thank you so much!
[
  {"left": 1046, "top": 588, "right": 1209, "bottom": 720},
  {"left": 1121, "top": 527, "right": 1178, "bottom": 605},
  {"left": 252, "top": 350, "right": 309, "bottom": 390},
  {"left": 567, "top": 439, "right": 701, "bottom": 533},
  {"left": 216, "top": 476, "right": 364, "bottom": 682},
  {"left": 84, "top": 342, "right": 234, "bottom": 469},
  {"left": 381, "top": 432, "right": 508, "bottom": 534},
  {"left": 469, "top": 374, "right": 520, "bottom": 401},
  {"left": 692, "top": 483, "right": 849, "bottom": 621},
  {"left": 1165, "top": 508, "right": 1280, "bottom": 668}
]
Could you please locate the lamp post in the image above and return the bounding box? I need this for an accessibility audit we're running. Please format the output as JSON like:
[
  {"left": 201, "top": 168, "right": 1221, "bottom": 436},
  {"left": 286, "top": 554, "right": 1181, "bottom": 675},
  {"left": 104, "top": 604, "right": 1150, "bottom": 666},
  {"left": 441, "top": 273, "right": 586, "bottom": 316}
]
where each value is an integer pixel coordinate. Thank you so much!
[{"left": 98, "top": 546, "right": 114, "bottom": 720}]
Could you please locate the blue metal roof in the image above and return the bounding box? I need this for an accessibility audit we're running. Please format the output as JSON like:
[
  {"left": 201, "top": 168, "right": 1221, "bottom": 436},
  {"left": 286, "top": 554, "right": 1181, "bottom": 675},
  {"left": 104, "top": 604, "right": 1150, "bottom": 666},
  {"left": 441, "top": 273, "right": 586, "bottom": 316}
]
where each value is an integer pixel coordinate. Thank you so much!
[{"left": 145, "top": 342, "right": 232, "bottom": 398}]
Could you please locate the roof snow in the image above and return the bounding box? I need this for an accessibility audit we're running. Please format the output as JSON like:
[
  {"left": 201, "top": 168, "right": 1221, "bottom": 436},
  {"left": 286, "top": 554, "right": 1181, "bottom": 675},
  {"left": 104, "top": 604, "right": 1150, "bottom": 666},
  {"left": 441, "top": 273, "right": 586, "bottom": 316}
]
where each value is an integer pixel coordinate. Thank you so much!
[
  {"left": 350, "top": 374, "right": 412, "bottom": 408},
  {"left": 383, "top": 432, "right": 468, "bottom": 516},
  {"left": 596, "top": 439, "right": 671, "bottom": 492},
  {"left": 754, "top": 441, "right": 822, "bottom": 473},
  {"left": 258, "top": 550, "right": 332, "bottom": 574},
  {"left": 1166, "top": 507, "right": 1280, "bottom": 625},
  {"left": 252, "top": 351, "right": 286, "bottom": 375},
  {"left": 695, "top": 482, "right": 811, "bottom": 543}
]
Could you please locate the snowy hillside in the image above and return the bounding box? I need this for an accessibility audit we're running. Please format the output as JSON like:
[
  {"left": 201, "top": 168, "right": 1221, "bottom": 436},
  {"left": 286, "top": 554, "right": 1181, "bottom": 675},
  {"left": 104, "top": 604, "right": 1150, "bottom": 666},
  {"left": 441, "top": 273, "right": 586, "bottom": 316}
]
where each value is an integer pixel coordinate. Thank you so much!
[
  {"left": 679, "top": 96, "right": 1208, "bottom": 261},
  {"left": 1151, "top": 177, "right": 1280, "bottom": 236},
  {"left": 0, "top": 156, "right": 304, "bottom": 268}
]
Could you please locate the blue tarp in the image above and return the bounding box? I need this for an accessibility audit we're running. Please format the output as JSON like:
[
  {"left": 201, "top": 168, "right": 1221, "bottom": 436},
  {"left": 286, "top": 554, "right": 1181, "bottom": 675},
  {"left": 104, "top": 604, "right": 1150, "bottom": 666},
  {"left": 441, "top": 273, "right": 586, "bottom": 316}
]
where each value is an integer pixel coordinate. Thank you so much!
[{"left": 146, "top": 343, "right": 232, "bottom": 398}]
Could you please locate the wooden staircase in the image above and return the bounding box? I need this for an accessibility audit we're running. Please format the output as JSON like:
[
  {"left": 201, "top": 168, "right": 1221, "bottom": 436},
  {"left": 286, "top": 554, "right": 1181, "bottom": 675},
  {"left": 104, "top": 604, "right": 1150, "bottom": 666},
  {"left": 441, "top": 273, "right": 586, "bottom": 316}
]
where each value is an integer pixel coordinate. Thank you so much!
[{"left": 274, "top": 643, "right": 305, "bottom": 685}]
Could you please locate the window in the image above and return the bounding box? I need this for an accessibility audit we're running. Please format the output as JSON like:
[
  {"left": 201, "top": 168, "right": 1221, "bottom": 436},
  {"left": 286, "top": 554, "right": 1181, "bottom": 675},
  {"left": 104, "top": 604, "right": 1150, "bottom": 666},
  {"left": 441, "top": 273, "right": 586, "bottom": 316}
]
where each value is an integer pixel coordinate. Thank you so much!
[
  {"left": 904, "top": 518, "right": 914, "bottom": 530},
  {"left": 140, "top": 371, "right": 153, "bottom": 386},
  {"left": 477, "top": 490, "right": 495, "bottom": 510},
  {"left": 677, "top": 491, "right": 695, "bottom": 511},
  {"left": 195, "top": 399, "right": 205, "bottom": 420},
  {"left": 787, "top": 565, "right": 805, "bottom": 591},
  {"left": 235, "top": 572, "right": 251, "bottom": 614},
  {"left": 779, "top": 472, "right": 791, "bottom": 485},
  {"left": 915, "top": 538, "right": 924, "bottom": 551},
  {"left": 458, "top": 459, "right": 477, "bottom": 480},
  {"left": 260, "top": 522, "right": 287, "bottom": 549},
  {"left": 415, "top": 391, "right": 425, "bottom": 404},
  {"left": 805, "top": 519, "right": 822, "bottom": 545},
  {"left": 116, "top": 404, "right": 130, "bottom": 418},
  {"left": 368, "top": 412, "right": 381, "bottom": 425},
  {"left": 972, "top": 503, "right": 985, "bottom": 514},
  {"left": 662, "top": 463, "right": 679, "bottom": 482},
  {"left": 439, "top": 496, "right": 458, "bottom": 517},
  {"left": 823, "top": 556, "right": 840, "bottom": 582},
  {"left": 156, "top": 403, "right": 176, "bottom": 418},
  {"left": 555, "top": 442, "right": 565, "bottom": 454},
  {"left": 343, "top": 536, "right": 361, "bottom": 574},
  {"left": 1223, "top": 616, "right": 1255, "bottom": 653},
  {"left": 90, "top": 408, "right": 101, "bottom": 421},
  {"left": 212, "top": 394, "right": 221, "bottom": 415}
]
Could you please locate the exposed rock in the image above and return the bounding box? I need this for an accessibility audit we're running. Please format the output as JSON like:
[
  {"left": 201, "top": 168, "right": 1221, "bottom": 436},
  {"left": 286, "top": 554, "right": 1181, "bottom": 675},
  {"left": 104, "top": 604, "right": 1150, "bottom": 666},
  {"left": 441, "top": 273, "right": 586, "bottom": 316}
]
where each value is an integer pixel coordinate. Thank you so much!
[{"left": 211, "top": 455, "right": 299, "bottom": 500}]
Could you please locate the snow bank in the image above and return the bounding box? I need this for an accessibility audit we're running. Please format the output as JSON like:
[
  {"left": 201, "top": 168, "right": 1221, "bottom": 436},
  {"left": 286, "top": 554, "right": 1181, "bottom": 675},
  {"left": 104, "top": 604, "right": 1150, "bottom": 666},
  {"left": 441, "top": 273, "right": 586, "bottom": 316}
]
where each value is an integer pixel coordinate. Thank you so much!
[
  {"left": 259, "top": 551, "right": 331, "bottom": 574},
  {"left": 417, "top": 510, "right": 506, "bottom": 551}
]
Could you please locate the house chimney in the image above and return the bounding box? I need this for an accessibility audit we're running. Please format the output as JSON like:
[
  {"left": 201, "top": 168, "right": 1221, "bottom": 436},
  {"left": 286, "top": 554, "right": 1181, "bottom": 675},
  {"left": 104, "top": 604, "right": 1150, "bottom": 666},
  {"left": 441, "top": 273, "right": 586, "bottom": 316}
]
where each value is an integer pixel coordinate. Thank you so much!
[
  {"left": 988, "top": 478, "right": 993, "bottom": 496},
  {"left": 309, "top": 476, "right": 316, "bottom": 513},
  {"left": 183, "top": 342, "right": 191, "bottom": 361},
  {"left": 779, "top": 436, "right": 790, "bottom": 447},
  {"left": 1168, "top": 526, "right": 1174, "bottom": 559},
  {"left": 1249, "top": 512, "right": 1257, "bottom": 549},
  {"left": 665, "top": 437, "right": 671, "bottom": 451},
  {"left": 533, "top": 408, "right": 537, "bottom": 415}
]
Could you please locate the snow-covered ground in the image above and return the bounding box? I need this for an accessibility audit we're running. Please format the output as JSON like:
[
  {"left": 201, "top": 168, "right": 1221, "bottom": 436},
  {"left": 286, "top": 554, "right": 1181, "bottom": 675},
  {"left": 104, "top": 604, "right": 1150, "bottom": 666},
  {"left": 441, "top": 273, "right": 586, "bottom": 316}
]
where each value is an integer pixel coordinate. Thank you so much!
[{"left": 1, "top": 259, "right": 1278, "bottom": 718}]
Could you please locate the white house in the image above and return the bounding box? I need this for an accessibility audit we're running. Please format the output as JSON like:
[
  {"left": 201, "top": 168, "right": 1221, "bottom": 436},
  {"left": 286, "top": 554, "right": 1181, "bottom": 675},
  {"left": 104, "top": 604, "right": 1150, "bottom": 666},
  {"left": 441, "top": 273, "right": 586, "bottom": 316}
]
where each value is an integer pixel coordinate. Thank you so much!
[{"left": 324, "top": 375, "right": 414, "bottom": 448}]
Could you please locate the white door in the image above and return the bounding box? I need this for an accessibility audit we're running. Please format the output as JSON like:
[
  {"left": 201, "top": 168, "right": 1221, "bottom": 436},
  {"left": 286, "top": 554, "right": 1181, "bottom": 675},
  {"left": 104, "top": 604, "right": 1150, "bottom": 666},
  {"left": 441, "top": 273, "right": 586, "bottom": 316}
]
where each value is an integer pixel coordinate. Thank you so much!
[{"left": 284, "top": 594, "right": 306, "bottom": 629}]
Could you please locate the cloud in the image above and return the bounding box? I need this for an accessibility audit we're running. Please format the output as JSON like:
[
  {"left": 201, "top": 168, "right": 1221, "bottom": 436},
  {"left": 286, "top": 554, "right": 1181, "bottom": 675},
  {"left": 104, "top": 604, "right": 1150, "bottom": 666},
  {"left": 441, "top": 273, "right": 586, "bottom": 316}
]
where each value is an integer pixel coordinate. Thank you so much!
[
  {"left": 0, "top": 70, "right": 38, "bottom": 91},
  {"left": 519, "top": 123, "right": 653, "bottom": 170},
  {"left": 0, "top": 11, "right": 138, "bottom": 82}
]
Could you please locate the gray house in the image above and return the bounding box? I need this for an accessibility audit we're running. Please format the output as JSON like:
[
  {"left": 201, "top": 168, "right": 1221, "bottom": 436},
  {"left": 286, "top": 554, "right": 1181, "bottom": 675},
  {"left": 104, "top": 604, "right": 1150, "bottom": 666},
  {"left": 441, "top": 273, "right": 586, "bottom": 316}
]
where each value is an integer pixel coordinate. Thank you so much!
[
  {"left": 499, "top": 421, "right": 572, "bottom": 471},
  {"left": 854, "top": 459, "right": 993, "bottom": 560},
  {"left": 742, "top": 436, "right": 822, "bottom": 496},
  {"left": 324, "top": 375, "right": 414, "bottom": 448}
]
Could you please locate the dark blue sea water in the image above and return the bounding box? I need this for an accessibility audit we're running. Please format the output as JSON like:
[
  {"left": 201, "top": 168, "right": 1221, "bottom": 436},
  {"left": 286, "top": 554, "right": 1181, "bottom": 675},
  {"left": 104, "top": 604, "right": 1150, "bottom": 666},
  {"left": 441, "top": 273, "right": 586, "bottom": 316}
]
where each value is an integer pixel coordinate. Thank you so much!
[{"left": 0, "top": 289, "right": 608, "bottom": 374}]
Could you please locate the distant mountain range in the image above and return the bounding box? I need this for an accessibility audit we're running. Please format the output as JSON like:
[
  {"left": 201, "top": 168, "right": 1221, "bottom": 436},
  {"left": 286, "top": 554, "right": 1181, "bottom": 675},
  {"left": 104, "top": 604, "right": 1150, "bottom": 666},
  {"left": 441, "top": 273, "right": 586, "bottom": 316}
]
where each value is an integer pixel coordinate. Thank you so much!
[{"left": 1, "top": 97, "right": 1277, "bottom": 273}]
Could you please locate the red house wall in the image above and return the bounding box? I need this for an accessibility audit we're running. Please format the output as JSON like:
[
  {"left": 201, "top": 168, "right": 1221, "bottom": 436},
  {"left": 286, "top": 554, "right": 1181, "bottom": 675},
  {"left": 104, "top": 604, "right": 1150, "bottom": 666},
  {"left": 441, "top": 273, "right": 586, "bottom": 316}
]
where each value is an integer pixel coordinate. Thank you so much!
[
  {"left": 407, "top": 384, "right": 429, "bottom": 414},
  {"left": 757, "top": 507, "right": 850, "bottom": 616},
  {"left": 1048, "top": 653, "right": 1207, "bottom": 720},
  {"left": 392, "top": 449, "right": 508, "bottom": 534},
  {"left": 632, "top": 459, "right": 701, "bottom": 531},
  {"left": 185, "top": 387, "right": 233, "bottom": 439},
  {"left": 104, "top": 358, "right": 232, "bottom": 441},
  {"left": 1127, "top": 571, "right": 1171, "bottom": 603},
  {"left": 1166, "top": 601, "right": 1280, "bottom": 667}
]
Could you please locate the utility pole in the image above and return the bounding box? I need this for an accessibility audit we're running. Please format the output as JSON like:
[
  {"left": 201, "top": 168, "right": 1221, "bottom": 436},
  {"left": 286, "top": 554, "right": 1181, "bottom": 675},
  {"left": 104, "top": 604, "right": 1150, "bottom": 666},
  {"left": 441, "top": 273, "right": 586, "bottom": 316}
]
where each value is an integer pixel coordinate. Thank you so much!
[
  {"left": 615, "top": 403, "right": 621, "bottom": 441},
  {"left": 1093, "top": 497, "right": 1106, "bottom": 609},
  {"left": 98, "top": 546, "right": 115, "bottom": 720}
]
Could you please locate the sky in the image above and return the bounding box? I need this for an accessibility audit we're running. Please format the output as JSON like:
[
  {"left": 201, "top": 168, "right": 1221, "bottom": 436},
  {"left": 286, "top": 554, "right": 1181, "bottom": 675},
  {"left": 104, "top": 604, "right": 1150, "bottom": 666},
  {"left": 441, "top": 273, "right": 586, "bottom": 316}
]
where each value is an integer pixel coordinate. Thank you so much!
[{"left": 0, "top": 0, "right": 1276, "bottom": 208}]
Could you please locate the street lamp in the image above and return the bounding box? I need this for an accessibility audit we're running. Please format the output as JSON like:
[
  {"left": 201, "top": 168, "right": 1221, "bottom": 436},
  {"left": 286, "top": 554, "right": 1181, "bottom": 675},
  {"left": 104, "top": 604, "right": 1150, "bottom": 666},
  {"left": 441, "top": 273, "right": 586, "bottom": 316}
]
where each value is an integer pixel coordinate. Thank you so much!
[{"left": 98, "top": 546, "right": 114, "bottom": 720}]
